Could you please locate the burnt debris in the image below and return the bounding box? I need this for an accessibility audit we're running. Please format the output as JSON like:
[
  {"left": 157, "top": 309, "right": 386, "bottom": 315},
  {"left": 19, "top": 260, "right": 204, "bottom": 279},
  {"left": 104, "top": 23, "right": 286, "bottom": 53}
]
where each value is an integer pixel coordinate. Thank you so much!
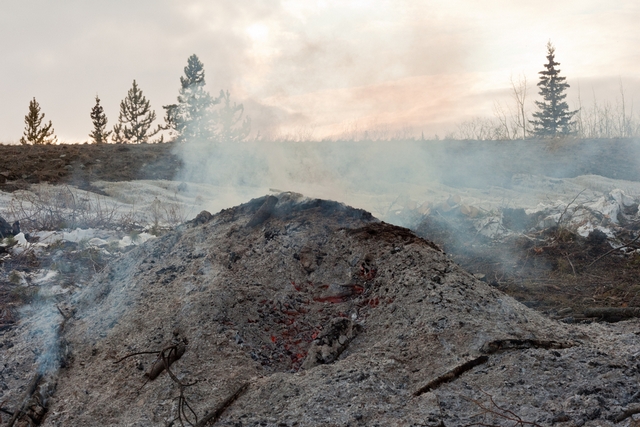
[{"left": 3, "top": 193, "right": 640, "bottom": 426}]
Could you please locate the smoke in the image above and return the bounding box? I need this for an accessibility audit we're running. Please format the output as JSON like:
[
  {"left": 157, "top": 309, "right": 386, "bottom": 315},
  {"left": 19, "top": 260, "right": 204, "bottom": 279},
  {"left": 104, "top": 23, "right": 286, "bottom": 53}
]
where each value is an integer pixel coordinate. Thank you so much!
[
  {"left": 20, "top": 301, "right": 65, "bottom": 374},
  {"left": 174, "top": 139, "right": 441, "bottom": 212}
]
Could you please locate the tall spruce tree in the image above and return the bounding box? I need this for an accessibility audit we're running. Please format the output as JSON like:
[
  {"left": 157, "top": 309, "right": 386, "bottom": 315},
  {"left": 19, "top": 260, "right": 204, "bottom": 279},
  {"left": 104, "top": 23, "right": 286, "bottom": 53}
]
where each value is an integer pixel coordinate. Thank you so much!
[
  {"left": 113, "top": 80, "right": 159, "bottom": 144},
  {"left": 530, "top": 42, "right": 577, "bottom": 138},
  {"left": 163, "top": 54, "right": 218, "bottom": 142},
  {"left": 20, "top": 98, "right": 57, "bottom": 145},
  {"left": 89, "top": 95, "right": 111, "bottom": 144}
]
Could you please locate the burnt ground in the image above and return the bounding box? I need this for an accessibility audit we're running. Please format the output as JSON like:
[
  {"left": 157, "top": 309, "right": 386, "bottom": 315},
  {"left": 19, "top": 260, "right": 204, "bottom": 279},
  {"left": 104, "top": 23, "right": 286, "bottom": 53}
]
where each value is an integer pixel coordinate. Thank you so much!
[
  {"left": 2, "top": 139, "right": 640, "bottom": 322},
  {"left": 3, "top": 193, "right": 640, "bottom": 426}
]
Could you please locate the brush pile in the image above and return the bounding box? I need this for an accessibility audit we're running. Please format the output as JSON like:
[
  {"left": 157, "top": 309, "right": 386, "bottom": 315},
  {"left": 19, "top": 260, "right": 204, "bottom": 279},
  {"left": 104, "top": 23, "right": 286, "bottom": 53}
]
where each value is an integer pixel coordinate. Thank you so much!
[{"left": 1, "top": 193, "right": 640, "bottom": 426}]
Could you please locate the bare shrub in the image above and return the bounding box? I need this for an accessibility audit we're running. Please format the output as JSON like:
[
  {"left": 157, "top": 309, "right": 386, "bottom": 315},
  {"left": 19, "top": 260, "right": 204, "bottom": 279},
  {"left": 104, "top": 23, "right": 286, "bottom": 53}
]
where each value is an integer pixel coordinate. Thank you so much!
[
  {"left": 163, "top": 202, "right": 188, "bottom": 227},
  {"left": 7, "top": 186, "right": 125, "bottom": 231}
]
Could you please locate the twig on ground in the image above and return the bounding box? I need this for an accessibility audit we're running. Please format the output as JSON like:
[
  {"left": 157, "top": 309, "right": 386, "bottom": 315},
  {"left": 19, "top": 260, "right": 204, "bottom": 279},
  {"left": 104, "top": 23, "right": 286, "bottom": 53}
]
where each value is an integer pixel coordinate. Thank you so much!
[
  {"left": 413, "top": 356, "right": 489, "bottom": 396},
  {"left": 116, "top": 339, "right": 196, "bottom": 426},
  {"left": 195, "top": 382, "right": 250, "bottom": 427},
  {"left": 462, "top": 389, "right": 543, "bottom": 427},
  {"left": 562, "top": 252, "right": 576, "bottom": 276},
  {"left": 557, "top": 189, "right": 586, "bottom": 228},
  {"left": 587, "top": 233, "right": 640, "bottom": 268}
]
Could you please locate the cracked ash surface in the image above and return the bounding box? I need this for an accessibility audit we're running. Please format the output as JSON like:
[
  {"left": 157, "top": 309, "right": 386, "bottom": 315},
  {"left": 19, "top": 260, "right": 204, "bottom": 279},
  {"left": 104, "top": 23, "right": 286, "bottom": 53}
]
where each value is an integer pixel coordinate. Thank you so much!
[{"left": 3, "top": 192, "right": 640, "bottom": 426}]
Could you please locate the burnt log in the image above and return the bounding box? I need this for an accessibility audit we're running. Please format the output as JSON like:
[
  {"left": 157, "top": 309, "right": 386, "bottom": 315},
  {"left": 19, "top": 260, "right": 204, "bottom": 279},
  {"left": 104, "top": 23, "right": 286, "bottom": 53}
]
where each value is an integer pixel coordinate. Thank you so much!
[
  {"left": 583, "top": 307, "right": 640, "bottom": 322},
  {"left": 146, "top": 342, "right": 186, "bottom": 380}
]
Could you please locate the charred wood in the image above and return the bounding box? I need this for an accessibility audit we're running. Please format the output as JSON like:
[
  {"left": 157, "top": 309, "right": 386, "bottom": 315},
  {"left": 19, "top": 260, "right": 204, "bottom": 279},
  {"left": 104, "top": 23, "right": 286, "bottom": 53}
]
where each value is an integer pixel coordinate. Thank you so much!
[
  {"left": 480, "top": 339, "right": 572, "bottom": 354},
  {"left": 146, "top": 341, "right": 187, "bottom": 380},
  {"left": 413, "top": 356, "right": 489, "bottom": 396},
  {"left": 583, "top": 307, "right": 640, "bottom": 322},
  {"left": 195, "top": 382, "right": 249, "bottom": 427},
  {"left": 614, "top": 403, "right": 640, "bottom": 422}
]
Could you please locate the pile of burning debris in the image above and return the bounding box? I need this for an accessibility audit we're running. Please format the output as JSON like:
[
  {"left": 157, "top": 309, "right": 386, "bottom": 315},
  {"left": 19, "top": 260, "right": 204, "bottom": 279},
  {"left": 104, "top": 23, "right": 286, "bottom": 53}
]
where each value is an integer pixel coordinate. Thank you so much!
[{"left": 1, "top": 193, "right": 640, "bottom": 426}]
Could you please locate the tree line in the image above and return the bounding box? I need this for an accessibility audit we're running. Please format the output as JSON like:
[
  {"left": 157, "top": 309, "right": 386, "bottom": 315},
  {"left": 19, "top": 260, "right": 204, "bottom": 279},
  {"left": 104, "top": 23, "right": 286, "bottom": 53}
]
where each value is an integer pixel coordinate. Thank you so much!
[
  {"left": 19, "top": 44, "right": 631, "bottom": 144},
  {"left": 19, "top": 54, "right": 250, "bottom": 145}
]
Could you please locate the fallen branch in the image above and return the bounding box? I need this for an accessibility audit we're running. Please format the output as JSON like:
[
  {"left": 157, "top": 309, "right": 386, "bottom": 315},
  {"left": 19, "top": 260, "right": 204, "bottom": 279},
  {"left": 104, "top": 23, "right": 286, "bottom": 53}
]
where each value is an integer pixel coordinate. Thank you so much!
[
  {"left": 587, "top": 234, "right": 640, "bottom": 268},
  {"left": 116, "top": 339, "right": 197, "bottom": 426},
  {"left": 480, "top": 339, "right": 571, "bottom": 354},
  {"left": 114, "top": 340, "right": 187, "bottom": 380},
  {"left": 195, "top": 382, "right": 249, "bottom": 427},
  {"left": 583, "top": 307, "right": 640, "bottom": 322},
  {"left": 413, "top": 356, "right": 488, "bottom": 396},
  {"left": 147, "top": 342, "right": 187, "bottom": 380}
]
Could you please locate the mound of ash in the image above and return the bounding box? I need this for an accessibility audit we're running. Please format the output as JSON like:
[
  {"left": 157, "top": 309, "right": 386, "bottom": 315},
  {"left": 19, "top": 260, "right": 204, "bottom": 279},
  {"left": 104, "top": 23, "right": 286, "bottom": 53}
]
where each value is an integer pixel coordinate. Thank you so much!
[{"left": 2, "top": 193, "right": 640, "bottom": 426}]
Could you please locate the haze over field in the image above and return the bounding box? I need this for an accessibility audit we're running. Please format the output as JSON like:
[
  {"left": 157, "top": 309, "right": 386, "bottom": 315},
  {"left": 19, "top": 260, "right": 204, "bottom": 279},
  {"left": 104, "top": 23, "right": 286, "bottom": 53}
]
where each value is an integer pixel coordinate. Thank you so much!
[{"left": 1, "top": 0, "right": 639, "bottom": 142}]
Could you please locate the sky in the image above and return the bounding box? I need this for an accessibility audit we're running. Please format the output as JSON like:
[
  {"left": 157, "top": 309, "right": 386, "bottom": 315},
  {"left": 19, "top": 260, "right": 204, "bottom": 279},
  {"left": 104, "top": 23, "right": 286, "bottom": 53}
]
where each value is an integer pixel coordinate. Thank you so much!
[{"left": 1, "top": 0, "right": 639, "bottom": 142}]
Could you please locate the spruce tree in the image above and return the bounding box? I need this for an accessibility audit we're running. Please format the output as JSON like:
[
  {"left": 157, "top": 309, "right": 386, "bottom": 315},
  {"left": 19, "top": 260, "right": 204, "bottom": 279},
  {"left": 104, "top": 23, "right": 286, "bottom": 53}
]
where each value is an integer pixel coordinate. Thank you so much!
[
  {"left": 113, "top": 80, "right": 159, "bottom": 144},
  {"left": 20, "top": 98, "right": 57, "bottom": 145},
  {"left": 163, "top": 54, "right": 217, "bottom": 142},
  {"left": 89, "top": 95, "right": 112, "bottom": 144},
  {"left": 217, "top": 90, "right": 251, "bottom": 142},
  {"left": 530, "top": 42, "right": 577, "bottom": 138}
]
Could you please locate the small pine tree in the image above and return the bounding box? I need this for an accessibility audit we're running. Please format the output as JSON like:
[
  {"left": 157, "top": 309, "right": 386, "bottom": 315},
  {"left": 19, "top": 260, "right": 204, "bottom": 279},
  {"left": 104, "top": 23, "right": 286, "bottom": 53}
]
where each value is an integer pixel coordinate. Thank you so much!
[
  {"left": 20, "top": 98, "right": 57, "bottom": 145},
  {"left": 163, "top": 54, "right": 218, "bottom": 142},
  {"left": 217, "top": 89, "right": 251, "bottom": 142},
  {"left": 530, "top": 42, "right": 577, "bottom": 138},
  {"left": 113, "top": 80, "right": 159, "bottom": 144},
  {"left": 89, "top": 95, "right": 112, "bottom": 144}
]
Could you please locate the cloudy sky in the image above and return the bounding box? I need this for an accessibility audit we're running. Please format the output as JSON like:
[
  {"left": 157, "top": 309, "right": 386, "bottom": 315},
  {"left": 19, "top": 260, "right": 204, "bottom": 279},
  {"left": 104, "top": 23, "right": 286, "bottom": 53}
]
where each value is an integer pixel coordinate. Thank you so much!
[{"left": 1, "top": 0, "right": 638, "bottom": 142}]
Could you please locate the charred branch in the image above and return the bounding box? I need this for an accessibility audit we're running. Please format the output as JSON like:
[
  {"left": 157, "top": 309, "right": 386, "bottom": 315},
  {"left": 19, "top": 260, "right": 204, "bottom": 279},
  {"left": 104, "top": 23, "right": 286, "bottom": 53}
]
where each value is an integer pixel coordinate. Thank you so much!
[
  {"left": 413, "top": 356, "right": 489, "bottom": 396},
  {"left": 147, "top": 341, "right": 187, "bottom": 380},
  {"left": 583, "top": 307, "right": 640, "bottom": 322},
  {"left": 586, "top": 233, "right": 640, "bottom": 268},
  {"left": 480, "top": 339, "right": 572, "bottom": 354},
  {"left": 195, "top": 382, "right": 249, "bottom": 427}
]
